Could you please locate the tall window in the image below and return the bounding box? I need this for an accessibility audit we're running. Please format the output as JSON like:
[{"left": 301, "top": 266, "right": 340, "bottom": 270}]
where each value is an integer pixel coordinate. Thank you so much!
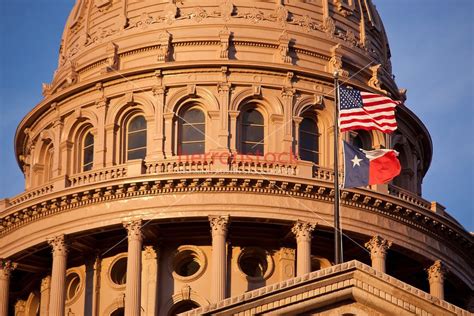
[
  {"left": 299, "top": 117, "right": 319, "bottom": 164},
  {"left": 240, "top": 108, "right": 264, "bottom": 155},
  {"left": 127, "top": 115, "right": 147, "bottom": 160},
  {"left": 82, "top": 132, "right": 94, "bottom": 171},
  {"left": 178, "top": 108, "right": 205, "bottom": 155},
  {"left": 349, "top": 130, "right": 371, "bottom": 150}
]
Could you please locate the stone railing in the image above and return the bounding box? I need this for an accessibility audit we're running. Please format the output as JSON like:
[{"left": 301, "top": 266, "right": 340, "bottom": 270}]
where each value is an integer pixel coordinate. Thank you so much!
[
  {"left": 229, "top": 158, "right": 298, "bottom": 176},
  {"left": 388, "top": 184, "right": 431, "bottom": 210},
  {"left": 313, "top": 166, "right": 335, "bottom": 182},
  {"left": 145, "top": 158, "right": 214, "bottom": 174},
  {"left": 67, "top": 165, "right": 127, "bottom": 188},
  {"left": 6, "top": 183, "right": 54, "bottom": 207}
]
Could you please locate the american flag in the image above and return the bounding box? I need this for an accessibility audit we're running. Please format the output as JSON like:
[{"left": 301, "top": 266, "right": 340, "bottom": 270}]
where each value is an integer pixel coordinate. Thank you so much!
[{"left": 339, "top": 86, "right": 399, "bottom": 133}]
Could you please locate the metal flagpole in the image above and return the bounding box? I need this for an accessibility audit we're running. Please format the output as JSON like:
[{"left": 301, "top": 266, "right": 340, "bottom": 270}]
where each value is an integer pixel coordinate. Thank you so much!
[{"left": 333, "top": 72, "right": 343, "bottom": 264}]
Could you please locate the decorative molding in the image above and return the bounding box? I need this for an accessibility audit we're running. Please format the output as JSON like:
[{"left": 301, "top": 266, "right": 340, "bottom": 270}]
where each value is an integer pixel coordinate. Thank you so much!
[
  {"left": 218, "top": 26, "right": 231, "bottom": 59},
  {"left": 368, "top": 64, "right": 387, "bottom": 94},
  {"left": 327, "top": 44, "right": 349, "bottom": 77},
  {"left": 0, "top": 259, "right": 18, "bottom": 279},
  {"left": 157, "top": 31, "right": 172, "bottom": 62}
]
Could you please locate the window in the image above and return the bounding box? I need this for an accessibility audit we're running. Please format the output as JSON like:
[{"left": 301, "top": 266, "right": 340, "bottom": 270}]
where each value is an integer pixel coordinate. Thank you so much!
[
  {"left": 169, "top": 301, "right": 199, "bottom": 315},
  {"left": 299, "top": 117, "right": 319, "bottom": 164},
  {"left": 45, "top": 144, "right": 54, "bottom": 182},
  {"left": 349, "top": 130, "right": 371, "bottom": 150},
  {"left": 240, "top": 108, "right": 264, "bottom": 155},
  {"left": 178, "top": 108, "right": 205, "bottom": 155},
  {"left": 82, "top": 132, "right": 94, "bottom": 171},
  {"left": 110, "top": 257, "right": 127, "bottom": 285},
  {"left": 127, "top": 115, "right": 147, "bottom": 160},
  {"left": 65, "top": 272, "right": 81, "bottom": 301}
]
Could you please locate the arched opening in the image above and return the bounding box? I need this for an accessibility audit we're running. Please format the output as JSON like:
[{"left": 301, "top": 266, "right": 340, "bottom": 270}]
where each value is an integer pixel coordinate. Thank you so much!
[
  {"left": 299, "top": 117, "right": 319, "bottom": 164},
  {"left": 82, "top": 131, "right": 94, "bottom": 172},
  {"left": 126, "top": 115, "right": 147, "bottom": 161},
  {"left": 44, "top": 143, "right": 54, "bottom": 183},
  {"left": 169, "top": 300, "right": 200, "bottom": 315},
  {"left": 349, "top": 130, "right": 372, "bottom": 150},
  {"left": 239, "top": 107, "right": 264, "bottom": 155},
  {"left": 178, "top": 107, "right": 205, "bottom": 155},
  {"left": 110, "top": 307, "right": 124, "bottom": 316}
]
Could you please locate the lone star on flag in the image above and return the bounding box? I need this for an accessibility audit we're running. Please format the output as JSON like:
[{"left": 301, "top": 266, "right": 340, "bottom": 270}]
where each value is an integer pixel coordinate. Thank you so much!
[{"left": 351, "top": 155, "right": 362, "bottom": 167}]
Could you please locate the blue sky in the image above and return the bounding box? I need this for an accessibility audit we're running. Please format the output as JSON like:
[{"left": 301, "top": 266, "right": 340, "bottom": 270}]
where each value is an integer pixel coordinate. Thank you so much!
[{"left": 0, "top": 1, "right": 472, "bottom": 231}]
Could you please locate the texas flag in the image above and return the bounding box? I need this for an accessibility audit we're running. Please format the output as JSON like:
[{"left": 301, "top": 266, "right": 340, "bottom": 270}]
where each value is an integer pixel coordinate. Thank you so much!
[{"left": 342, "top": 141, "right": 401, "bottom": 189}]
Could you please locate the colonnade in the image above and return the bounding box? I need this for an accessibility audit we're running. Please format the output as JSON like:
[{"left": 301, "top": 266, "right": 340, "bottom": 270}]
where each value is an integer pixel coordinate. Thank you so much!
[{"left": 0, "top": 220, "right": 449, "bottom": 316}]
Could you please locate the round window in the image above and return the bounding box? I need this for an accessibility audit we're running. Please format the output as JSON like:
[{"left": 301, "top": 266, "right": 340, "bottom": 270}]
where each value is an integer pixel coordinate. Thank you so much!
[
  {"left": 238, "top": 247, "right": 274, "bottom": 280},
  {"left": 110, "top": 257, "right": 127, "bottom": 285},
  {"left": 174, "top": 250, "right": 201, "bottom": 277},
  {"left": 239, "top": 252, "right": 267, "bottom": 278},
  {"left": 169, "top": 300, "right": 200, "bottom": 315},
  {"left": 170, "top": 246, "right": 207, "bottom": 281},
  {"left": 65, "top": 272, "right": 81, "bottom": 301}
]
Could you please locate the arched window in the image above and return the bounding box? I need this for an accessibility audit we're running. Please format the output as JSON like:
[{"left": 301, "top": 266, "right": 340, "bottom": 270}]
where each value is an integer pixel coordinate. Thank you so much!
[
  {"left": 126, "top": 115, "right": 147, "bottom": 160},
  {"left": 169, "top": 300, "right": 200, "bottom": 315},
  {"left": 240, "top": 108, "right": 264, "bottom": 155},
  {"left": 178, "top": 107, "right": 205, "bottom": 155},
  {"left": 82, "top": 132, "right": 94, "bottom": 171},
  {"left": 299, "top": 117, "right": 319, "bottom": 164},
  {"left": 349, "top": 130, "right": 371, "bottom": 150}
]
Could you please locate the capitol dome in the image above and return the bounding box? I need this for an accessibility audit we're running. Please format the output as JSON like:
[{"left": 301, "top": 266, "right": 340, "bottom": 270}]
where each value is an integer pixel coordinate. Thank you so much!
[{"left": 1, "top": 0, "right": 472, "bottom": 315}]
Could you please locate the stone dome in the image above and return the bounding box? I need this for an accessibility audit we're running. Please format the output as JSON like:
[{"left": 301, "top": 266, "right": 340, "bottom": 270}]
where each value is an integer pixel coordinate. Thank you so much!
[{"left": 49, "top": 0, "right": 395, "bottom": 96}]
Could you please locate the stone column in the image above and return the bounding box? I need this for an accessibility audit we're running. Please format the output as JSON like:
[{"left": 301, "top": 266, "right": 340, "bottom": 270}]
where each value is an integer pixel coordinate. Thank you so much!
[
  {"left": 292, "top": 117, "right": 303, "bottom": 159},
  {"left": 426, "top": 260, "right": 447, "bottom": 300},
  {"left": 40, "top": 276, "right": 51, "bottom": 316},
  {"left": 209, "top": 215, "right": 229, "bottom": 303},
  {"left": 47, "top": 235, "right": 68, "bottom": 316},
  {"left": 124, "top": 220, "right": 143, "bottom": 316},
  {"left": 292, "top": 221, "right": 316, "bottom": 276},
  {"left": 364, "top": 235, "right": 392, "bottom": 273},
  {"left": 228, "top": 111, "right": 239, "bottom": 153},
  {"left": 163, "top": 113, "right": 174, "bottom": 157},
  {"left": 0, "top": 259, "right": 17, "bottom": 316}
]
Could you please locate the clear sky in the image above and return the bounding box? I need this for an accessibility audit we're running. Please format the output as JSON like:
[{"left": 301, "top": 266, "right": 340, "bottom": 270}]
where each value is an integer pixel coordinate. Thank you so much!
[{"left": 0, "top": 0, "right": 472, "bottom": 231}]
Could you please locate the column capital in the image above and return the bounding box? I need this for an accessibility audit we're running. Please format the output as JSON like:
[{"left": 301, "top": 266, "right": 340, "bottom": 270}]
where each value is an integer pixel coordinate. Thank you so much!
[
  {"left": 209, "top": 215, "right": 229, "bottom": 236},
  {"left": 123, "top": 220, "right": 143, "bottom": 242},
  {"left": 426, "top": 260, "right": 447, "bottom": 282},
  {"left": 364, "top": 235, "right": 392, "bottom": 258},
  {"left": 40, "top": 275, "right": 51, "bottom": 292},
  {"left": 291, "top": 221, "right": 316, "bottom": 241},
  {"left": 0, "top": 259, "right": 18, "bottom": 279},
  {"left": 47, "top": 234, "right": 68, "bottom": 256},
  {"left": 144, "top": 245, "right": 158, "bottom": 260}
]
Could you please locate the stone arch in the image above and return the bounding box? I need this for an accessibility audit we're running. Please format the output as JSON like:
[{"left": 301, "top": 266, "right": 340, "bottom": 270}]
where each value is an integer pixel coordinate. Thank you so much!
[
  {"left": 166, "top": 86, "right": 220, "bottom": 114},
  {"left": 24, "top": 291, "right": 40, "bottom": 316},
  {"left": 103, "top": 294, "right": 125, "bottom": 316},
  {"left": 105, "top": 93, "right": 156, "bottom": 127},
  {"left": 162, "top": 289, "right": 209, "bottom": 316},
  {"left": 61, "top": 108, "right": 99, "bottom": 143},
  {"left": 230, "top": 87, "right": 283, "bottom": 115}
]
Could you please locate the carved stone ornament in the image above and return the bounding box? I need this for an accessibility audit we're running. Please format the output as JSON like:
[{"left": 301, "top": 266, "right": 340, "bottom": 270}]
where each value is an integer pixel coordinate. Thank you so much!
[
  {"left": 164, "top": 1, "right": 178, "bottom": 25},
  {"left": 15, "top": 301, "right": 26, "bottom": 312},
  {"left": 157, "top": 31, "right": 172, "bottom": 62},
  {"left": 95, "top": 0, "right": 112, "bottom": 12},
  {"left": 209, "top": 215, "right": 229, "bottom": 236},
  {"left": 47, "top": 234, "right": 68, "bottom": 256},
  {"left": 0, "top": 259, "right": 18, "bottom": 279},
  {"left": 276, "top": 31, "right": 291, "bottom": 64},
  {"left": 364, "top": 235, "right": 392, "bottom": 258},
  {"left": 327, "top": 44, "right": 349, "bottom": 77},
  {"left": 218, "top": 26, "right": 231, "bottom": 59},
  {"left": 323, "top": 16, "right": 336, "bottom": 38},
  {"left": 124, "top": 220, "right": 143, "bottom": 241},
  {"left": 220, "top": 0, "right": 234, "bottom": 22},
  {"left": 274, "top": 4, "right": 289, "bottom": 26},
  {"left": 104, "top": 41, "right": 119, "bottom": 73},
  {"left": 368, "top": 64, "right": 387, "bottom": 93},
  {"left": 144, "top": 245, "right": 158, "bottom": 260},
  {"left": 291, "top": 221, "right": 316, "bottom": 240},
  {"left": 426, "top": 260, "right": 448, "bottom": 282},
  {"left": 334, "top": 0, "right": 353, "bottom": 17}
]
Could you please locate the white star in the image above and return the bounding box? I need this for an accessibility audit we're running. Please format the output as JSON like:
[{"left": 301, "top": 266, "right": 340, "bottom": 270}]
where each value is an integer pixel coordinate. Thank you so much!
[{"left": 351, "top": 155, "right": 362, "bottom": 167}]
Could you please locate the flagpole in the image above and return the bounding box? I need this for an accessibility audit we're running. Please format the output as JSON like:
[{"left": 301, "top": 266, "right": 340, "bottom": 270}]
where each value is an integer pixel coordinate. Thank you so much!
[{"left": 333, "top": 72, "right": 343, "bottom": 264}]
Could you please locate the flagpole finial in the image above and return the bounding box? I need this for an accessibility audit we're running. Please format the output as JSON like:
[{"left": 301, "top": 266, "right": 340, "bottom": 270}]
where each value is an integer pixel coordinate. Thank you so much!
[{"left": 333, "top": 71, "right": 339, "bottom": 79}]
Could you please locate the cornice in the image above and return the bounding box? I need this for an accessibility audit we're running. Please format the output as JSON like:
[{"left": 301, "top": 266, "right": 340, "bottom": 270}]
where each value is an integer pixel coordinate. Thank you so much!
[{"left": 1, "top": 171, "right": 472, "bottom": 260}]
